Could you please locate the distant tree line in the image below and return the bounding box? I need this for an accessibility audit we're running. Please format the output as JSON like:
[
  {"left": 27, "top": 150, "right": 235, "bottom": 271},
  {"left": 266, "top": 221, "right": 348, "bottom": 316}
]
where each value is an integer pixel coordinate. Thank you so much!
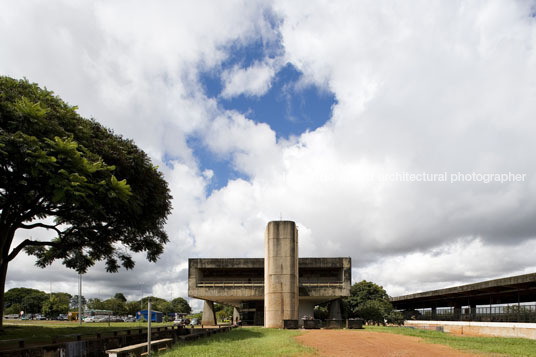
[{"left": 3, "top": 287, "right": 191, "bottom": 319}]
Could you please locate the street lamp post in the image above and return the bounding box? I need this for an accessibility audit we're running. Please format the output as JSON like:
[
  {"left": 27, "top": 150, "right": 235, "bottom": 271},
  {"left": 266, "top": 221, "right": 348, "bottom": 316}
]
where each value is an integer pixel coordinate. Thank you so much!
[
  {"left": 147, "top": 297, "right": 152, "bottom": 356},
  {"left": 78, "top": 273, "right": 82, "bottom": 326}
]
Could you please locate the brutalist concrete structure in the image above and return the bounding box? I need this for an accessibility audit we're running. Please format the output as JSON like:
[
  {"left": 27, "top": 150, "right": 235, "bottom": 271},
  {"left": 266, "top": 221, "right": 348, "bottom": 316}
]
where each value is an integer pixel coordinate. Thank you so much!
[
  {"left": 391, "top": 272, "right": 536, "bottom": 322},
  {"left": 264, "top": 221, "right": 299, "bottom": 327},
  {"left": 188, "top": 221, "right": 351, "bottom": 327}
]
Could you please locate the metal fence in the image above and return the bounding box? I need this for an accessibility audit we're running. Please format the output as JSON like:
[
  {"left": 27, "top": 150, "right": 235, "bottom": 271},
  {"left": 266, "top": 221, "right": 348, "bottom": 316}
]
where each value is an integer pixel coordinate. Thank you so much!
[{"left": 412, "top": 304, "right": 536, "bottom": 322}]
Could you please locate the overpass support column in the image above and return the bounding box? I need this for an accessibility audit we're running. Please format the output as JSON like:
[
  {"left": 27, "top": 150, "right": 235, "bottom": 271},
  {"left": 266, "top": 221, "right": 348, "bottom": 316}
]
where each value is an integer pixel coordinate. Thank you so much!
[
  {"left": 202, "top": 300, "right": 217, "bottom": 326},
  {"left": 453, "top": 303, "right": 462, "bottom": 320},
  {"left": 264, "top": 221, "right": 299, "bottom": 328},
  {"left": 431, "top": 307, "right": 437, "bottom": 320},
  {"left": 470, "top": 304, "right": 476, "bottom": 321},
  {"left": 328, "top": 299, "right": 342, "bottom": 320}
]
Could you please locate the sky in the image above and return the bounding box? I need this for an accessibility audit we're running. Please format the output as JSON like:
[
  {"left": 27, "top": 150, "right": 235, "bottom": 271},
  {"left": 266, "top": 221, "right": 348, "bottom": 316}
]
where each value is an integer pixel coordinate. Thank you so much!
[{"left": 1, "top": 0, "right": 536, "bottom": 311}]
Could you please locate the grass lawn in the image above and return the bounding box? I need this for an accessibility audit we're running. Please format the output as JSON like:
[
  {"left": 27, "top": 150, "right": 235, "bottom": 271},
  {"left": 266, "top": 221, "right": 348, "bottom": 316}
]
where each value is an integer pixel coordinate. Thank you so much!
[
  {"left": 369, "top": 325, "right": 536, "bottom": 357},
  {"left": 0, "top": 320, "right": 173, "bottom": 348},
  {"left": 160, "top": 327, "right": 315, "bottom": 357}
]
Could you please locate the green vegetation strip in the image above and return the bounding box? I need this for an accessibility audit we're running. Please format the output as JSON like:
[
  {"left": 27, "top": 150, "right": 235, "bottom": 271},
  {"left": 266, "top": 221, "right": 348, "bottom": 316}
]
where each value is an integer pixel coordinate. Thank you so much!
[
  {"left": 368, "top": 326, "right": 536, "bottom": 357},
  {"left": 160, "top": 327, "right": 315, "bottom": 357}
]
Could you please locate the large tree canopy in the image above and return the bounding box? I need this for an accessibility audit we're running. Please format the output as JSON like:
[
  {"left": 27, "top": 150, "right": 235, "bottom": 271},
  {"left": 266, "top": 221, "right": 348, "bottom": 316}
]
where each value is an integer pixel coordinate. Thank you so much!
[
  {"left": 171, "top": 297, "right": 191, "bottom": 314},
  {"left": 344, "top": 280, "right": 404, "bottom": 325},
  {"left": 0, "top": 76, "right": 172, "bottom": 325},
  {"left": 4, "top": 287, "right": 48, "bottom": 315}
]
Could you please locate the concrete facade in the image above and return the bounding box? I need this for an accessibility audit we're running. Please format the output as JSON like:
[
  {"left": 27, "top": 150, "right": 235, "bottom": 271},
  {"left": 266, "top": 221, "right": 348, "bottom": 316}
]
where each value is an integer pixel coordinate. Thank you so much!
[
  {"left": 188, "top": 221, "right": 351, "bottom": 327},
  {"left": 264, "top": 221, "right": 299, "bottom": 328},
  {"left": 392, "top": 273, "right": 536, "bottom": 310}
]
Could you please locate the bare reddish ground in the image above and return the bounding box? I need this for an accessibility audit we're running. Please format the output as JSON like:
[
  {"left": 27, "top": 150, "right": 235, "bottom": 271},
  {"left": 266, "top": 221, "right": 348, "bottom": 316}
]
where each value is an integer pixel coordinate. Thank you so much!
[{"left": 295, "top": 329, "right": 487, "bottom": 357}]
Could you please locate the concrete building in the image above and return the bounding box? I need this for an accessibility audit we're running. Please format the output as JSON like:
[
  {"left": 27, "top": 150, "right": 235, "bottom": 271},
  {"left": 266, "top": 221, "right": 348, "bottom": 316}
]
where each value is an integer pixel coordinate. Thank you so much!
[
  {"left": 188, "top": 221, "right": 351, "bottom": 327},
  {"left": 391, "top": 273, "right": 536, "bottom": 339},
  {"left": 137, "top": 309, "right": 163, "bottom": 323},
  {"left": 391, "top": 273, "right": 536, "bottom": 322}
]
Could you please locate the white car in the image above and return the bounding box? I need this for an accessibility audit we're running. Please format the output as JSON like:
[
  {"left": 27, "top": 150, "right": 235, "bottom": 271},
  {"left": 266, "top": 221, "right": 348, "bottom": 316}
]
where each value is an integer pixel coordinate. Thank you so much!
[{"left": 84, "top": 316, "right": 97, "bottom": 323}]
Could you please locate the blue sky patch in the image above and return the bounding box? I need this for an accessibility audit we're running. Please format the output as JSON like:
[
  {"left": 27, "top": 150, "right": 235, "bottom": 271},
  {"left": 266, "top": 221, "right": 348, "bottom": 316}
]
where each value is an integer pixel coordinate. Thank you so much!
[
  {"left": 196, "top": 37, "right": 336, "bottom": 192},
  {"left": 187, "top": 136, "right": 249, "bottom": 193},
  {"left": 201, "top": 62, "right": 335, "bottom": 139}
]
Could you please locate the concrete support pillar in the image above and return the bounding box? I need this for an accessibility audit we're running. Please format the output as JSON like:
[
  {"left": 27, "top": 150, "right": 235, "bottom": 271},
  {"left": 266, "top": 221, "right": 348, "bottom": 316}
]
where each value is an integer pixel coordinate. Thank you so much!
[
  {"left": 233, "top": 307, "right": 240, "bottom": 325},
  {"left": 201, "top": 300, "right": 217, "bottom": 326},
  {"left": 453, "top": 303, "right": 462, "bottom": 320},
  {"left": 298, "top": 300, "right": 315, "bottom": 327},
  {"left": 431, "top": 307, "right": 437, "bottom": 320},
  {"left": 264, "top": 221, "right": 299, "bottom": 328},
  {"left": 470, "top": 304, "right": 477, "bottom": 320},
  {"left": 328, "top": 299, "right": 342, "bottom": 320}
]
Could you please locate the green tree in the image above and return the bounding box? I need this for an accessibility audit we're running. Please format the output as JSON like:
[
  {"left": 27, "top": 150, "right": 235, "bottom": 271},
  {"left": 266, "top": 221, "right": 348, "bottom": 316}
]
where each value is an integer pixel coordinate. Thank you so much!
[
  {"left": 54, "top": 292, "right": 72, "bottom": 304},
  {"left": 0, "top": 77, "right": 172, "bottom": 326},
  {"left": 140, "top": 296, "right": 168, "bottom": 312},
  {"left": 313, "top": 305, "right": 328, "bottom": 320},
  {"left": 103, "top": 297, "right": 127, "bottom": 315},
  {"left": 86, "top": 298, "right": 105, "bottom": 310},
  {"left": 22, "top": 293, "right": 48, "bottom": 314},
  {"left": 159, "top": 301, "right": 174, "bottom": 315},
  {"left": 345, "top": 280, "right": 389, "bottom": 318},
  {"left": 4, "top": 287, "right": 47, "bottom": 314},
  {"left": 42, "top": 295, "right": 69, "bottom": 318},
  {"left": 386, "top": 309, "right": 404, "bottom": 325},
  {"left": 354, "top": 300, "right": 390, "bottom": 325},
  {"left": 171, "top": 297, "right": 191, "bottom": 314},
  {"left": 214, "top": 304, "right": 233, "bottom": 322},
  {"left": 125, "top": 301, "right": 140, "bottom": 316},
  {"left": 113, "top": 293, "right": 127, "bottom": 302},
  {"left": 70, "top": 295, "right": 86, "bottom": 309},
  {"left": 5, "top": 303, "right": 22, "bottom": 315},
  {"left": 349, "top": 280, "right": 390, "bottom": 306},
  {"left": 345, "top": 280, "right": 400, "bottom": 325}
]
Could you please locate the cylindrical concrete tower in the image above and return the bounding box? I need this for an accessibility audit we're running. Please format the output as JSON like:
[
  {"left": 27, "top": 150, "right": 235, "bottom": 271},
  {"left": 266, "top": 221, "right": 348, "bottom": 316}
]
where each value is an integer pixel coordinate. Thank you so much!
[{"left": 264, "top": 221, "right": 299, "bottom": 328}]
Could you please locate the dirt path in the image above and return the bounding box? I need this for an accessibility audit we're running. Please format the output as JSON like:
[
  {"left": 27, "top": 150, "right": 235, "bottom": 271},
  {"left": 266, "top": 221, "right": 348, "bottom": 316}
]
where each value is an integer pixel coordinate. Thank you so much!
[{"left": 295, "top": 329, "right": 487, "bottom": 357}]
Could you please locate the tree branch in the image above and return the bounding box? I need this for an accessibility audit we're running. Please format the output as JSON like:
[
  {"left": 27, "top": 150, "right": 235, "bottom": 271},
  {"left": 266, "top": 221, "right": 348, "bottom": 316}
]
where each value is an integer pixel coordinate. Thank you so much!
[
  {"left": 8, "top": 239, "right": 58, "bottom": 262},
  {"left": 19, "top": 222, "right": 62, "bottom": 236}
]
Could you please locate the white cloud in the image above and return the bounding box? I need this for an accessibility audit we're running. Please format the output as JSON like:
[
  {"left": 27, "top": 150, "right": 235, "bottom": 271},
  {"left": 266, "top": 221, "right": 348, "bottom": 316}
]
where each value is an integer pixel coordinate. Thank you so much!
[{"left": 221, "top": 61, "right": 277, "bottom": 98}]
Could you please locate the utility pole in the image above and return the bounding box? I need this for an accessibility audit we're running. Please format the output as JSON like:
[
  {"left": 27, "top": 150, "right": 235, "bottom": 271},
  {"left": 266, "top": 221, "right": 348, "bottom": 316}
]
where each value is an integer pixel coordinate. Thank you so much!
[
  {"left": 78, "top": 274, "right": 82, "bottom": 326},
  {"left": 147, "top": 297, "right": 152, "bottom": 356}
]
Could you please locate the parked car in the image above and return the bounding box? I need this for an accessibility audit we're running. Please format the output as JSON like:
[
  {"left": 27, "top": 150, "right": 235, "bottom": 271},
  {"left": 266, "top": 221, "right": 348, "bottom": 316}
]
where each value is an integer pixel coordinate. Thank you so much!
[
  {"left": 173, "top": 318, "right": 190, "bottom": 325},
  {"left": 56, "top": 314, "right": 68, "bottom": 321},
  {"left": 84, "top": 316, "right": 97, "bottom": 323},
  {"left": 123, "top": 316, "right": 136, "bottom": 322},
  {"left": 95, "top": 315, "right": 123, "bottom": 323}
]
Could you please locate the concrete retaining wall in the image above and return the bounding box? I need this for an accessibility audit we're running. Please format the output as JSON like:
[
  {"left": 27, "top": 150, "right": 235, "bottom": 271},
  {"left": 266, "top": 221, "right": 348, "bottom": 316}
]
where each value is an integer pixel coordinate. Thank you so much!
[{"left": 405, "top": 320, "right": 536, "bottom": 339}]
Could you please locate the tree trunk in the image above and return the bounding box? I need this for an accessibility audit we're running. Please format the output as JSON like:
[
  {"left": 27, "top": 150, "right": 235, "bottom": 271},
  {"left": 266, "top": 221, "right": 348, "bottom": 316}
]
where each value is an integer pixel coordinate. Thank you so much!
[
  {"left": 0, "top": 259, "right": 8, "bottom": 330},
  {"left": 0, "top": 221, "right": 16, "bottom": 331}
]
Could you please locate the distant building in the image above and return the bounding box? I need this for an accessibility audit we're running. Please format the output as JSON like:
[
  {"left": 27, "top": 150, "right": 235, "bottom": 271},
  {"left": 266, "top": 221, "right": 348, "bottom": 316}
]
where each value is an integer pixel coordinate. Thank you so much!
[
  {"left": 188, "top": 221, "right": 351, "bottom": 327},
  {"left": 137, "top": 309, "right": 163, "bottom": 323}
]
